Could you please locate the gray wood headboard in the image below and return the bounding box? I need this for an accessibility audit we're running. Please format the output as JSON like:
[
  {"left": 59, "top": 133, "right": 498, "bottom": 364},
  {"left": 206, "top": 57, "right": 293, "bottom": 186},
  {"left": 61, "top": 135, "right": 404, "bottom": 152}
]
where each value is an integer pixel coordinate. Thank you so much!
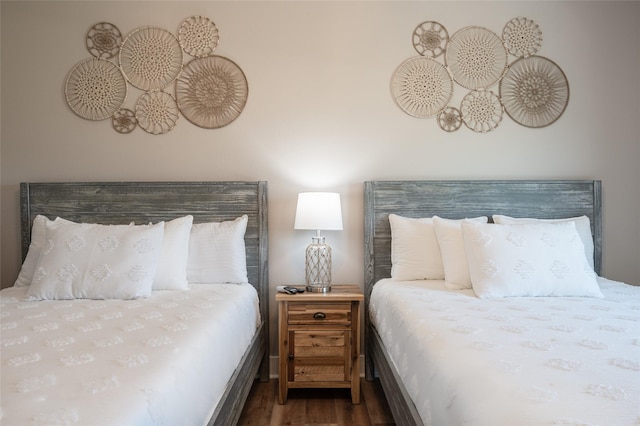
[
  {"left": 20, "top": 180, "right": 269, "bottom": 317},
  {"left": 364, "top": 180, "right": 602, "bottom": 301}
]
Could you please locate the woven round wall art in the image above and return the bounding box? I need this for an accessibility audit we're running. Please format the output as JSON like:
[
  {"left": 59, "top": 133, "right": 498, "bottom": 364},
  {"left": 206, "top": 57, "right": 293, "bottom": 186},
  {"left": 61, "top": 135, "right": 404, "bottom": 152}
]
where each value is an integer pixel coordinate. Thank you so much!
[
  {"left": 112, "top": 108, "right": 137, "bottom": 134},
  {"left": 119, "top": 26, "right": 183, "bottom": 91},
  {"left": 86, "top": 22, "right": 122, "bottom": 60},
  {"left": 437, "top": 107, "right": 463, "bottom": 132},
  {"left": 502, "top": 17, "right": 543, "bottom": 58},
  {"left": 412, "top": 21, "right": 449, "bottom": 58},
  {"left": 391, "top": 56, "right": 453, "bottom": 118},
  {"left": 135, "top": 91, "right": 179, "bottom": 134},
  {"left": 175, "top": 56, "right": 249, "bottom": 129},
  {"left": 445, "top": 26, "right": 508, "bottom": 90},
  {"left": 178, "top": 16, "right": 220, "bottom": 58},
  {"left": 460, "top": 89, "right": 504, "bottom": 132},
  {"left": 499, "top": 55, "right": 569, "bottom": 128},
  {"left": 65, "top": 58, "right": 127, "bottom": 121}
]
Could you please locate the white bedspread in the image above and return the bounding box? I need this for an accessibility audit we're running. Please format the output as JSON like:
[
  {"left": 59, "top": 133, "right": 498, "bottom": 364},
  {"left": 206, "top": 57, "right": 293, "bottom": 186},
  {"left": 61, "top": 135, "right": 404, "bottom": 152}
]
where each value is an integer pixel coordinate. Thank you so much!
[
  {"left": 1, "top": 284, "right": 260, "bottom": 426},
  {"left": 370, "top": 278, "right": 640, "bottom": 426}
]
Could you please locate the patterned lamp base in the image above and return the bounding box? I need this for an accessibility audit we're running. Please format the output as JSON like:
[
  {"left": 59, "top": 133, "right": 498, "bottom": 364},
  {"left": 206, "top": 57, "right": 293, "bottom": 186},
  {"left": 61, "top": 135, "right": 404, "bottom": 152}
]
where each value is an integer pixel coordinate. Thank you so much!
[{"left": 305, "top": 237, "right": 332, "bottom": 292}]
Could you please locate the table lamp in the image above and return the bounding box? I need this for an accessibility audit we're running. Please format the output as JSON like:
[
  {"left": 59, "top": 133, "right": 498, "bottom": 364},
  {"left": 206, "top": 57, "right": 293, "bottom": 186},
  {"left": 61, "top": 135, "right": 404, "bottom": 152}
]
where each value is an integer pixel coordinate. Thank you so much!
[{"left": 294, "top": 192, "right": 343, "bottom": 292}]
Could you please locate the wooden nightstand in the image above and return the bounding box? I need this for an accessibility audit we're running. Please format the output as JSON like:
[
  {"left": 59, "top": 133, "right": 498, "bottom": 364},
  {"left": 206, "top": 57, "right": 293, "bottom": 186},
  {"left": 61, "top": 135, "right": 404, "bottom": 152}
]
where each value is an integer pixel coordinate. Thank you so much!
[{"left": 277, "top": 284, "right": 364, "bottom": 404}]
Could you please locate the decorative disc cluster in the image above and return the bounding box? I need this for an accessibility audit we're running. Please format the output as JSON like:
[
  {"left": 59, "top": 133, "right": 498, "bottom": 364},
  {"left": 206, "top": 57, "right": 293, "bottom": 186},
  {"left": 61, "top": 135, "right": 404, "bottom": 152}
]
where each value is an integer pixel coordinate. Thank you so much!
[
  {"left": 65, "top": 16, "right": 248, "bottom": 135},
  {"left": 392, "top": 17, "right": 569, "bottom": 132}
]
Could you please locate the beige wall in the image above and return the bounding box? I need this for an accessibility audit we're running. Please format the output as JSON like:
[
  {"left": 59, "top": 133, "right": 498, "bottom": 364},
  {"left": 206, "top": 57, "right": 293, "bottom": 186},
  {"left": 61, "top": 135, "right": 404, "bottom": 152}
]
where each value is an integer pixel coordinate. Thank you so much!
[{"left": 2, "top": 0, "right": 639, "bottom": 358}]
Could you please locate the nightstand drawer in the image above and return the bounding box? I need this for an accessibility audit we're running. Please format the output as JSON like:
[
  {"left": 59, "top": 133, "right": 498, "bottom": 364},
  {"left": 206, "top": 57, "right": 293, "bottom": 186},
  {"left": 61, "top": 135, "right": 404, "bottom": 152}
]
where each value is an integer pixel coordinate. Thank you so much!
[
  {"left": 287, "top": 303, "right": 351, "bottom": 325},
  {"left": 293, "top": 363, "right": 347, "bottom": 382},
  {"left": 289, "top": 330, "right": 350, "bottom": 383},
  {"left": 291, "top": 330, "right": 347, "bottom": 358}
]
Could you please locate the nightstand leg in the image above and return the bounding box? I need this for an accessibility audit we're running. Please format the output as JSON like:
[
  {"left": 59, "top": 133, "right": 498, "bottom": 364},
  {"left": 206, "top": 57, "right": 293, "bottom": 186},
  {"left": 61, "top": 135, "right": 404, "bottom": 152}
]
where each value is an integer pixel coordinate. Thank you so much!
[
  {"left": 278, "top": 301, "right": 288, "bottom": 404},
  {"left": 351, "top": 300, "right": 361, "bottom": 404},
  {"left": 352, "top": 381, "right": 360, "bottom": 404}
]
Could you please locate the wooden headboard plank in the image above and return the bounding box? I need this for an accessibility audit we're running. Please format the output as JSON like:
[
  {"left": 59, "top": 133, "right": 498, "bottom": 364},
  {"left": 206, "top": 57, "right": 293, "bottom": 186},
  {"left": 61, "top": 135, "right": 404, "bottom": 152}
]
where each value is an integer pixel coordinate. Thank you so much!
[{"left": 364, "top": 180, "right": 602, "bottom": 302}]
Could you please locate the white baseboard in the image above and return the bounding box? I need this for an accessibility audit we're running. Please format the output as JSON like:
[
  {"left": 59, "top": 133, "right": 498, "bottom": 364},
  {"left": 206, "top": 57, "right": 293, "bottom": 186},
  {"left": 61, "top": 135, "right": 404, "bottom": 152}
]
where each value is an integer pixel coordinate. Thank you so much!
[{"left": 268, "top": 355, "right": 365, "bottom": 379}]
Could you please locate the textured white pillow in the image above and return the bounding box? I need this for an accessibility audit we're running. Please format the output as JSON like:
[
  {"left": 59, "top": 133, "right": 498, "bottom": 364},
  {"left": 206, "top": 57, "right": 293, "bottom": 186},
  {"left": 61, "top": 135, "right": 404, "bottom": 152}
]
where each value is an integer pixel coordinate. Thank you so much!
[
  {"left": 389, "top": 214, "right": 444, "bottom": 280},
  {"left": 14, "top": 215, "right": 48, "bottom": 287},
  {"left": 492, "top": 215, "right": 595, "bottom": 270},
  {"left": 433, "top": 216, "right": 489, "bottom": 290},
  {"left": 462, "top": 222, "right": 602, "bottom": 299},
  {"left": 26, "top": 220, "right": 165, "bottom": 300},
  {"left": 152, "top": 215, "right": 194, "bottom": 290},
  {"left": 187, "top": 215, "right": 248, "bottom": 284}
]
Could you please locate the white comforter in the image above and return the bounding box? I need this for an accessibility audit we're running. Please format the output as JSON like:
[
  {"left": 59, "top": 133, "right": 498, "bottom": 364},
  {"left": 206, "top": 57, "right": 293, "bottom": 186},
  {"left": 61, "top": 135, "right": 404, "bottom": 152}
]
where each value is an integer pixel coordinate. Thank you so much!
[
  {"left": 0, "top": 284, "right": 260, "bottom": 426},
  {"left": 370, "top": 277, "right": 640, "bottom": 426}
]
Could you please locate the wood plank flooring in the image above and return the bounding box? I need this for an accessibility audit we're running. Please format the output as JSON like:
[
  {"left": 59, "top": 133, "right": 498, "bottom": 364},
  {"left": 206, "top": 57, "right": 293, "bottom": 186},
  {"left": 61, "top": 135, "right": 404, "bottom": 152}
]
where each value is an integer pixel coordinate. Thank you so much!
[{"left": 237, "top": 379, "right": 395, "bottom": 426}]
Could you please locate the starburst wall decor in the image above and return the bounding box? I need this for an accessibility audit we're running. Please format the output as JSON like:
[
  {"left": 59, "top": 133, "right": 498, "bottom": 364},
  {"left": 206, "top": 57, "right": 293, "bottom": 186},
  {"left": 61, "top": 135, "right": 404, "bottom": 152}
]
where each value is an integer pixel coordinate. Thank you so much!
[
  {"left": 65, "top": 16, "right": 248, "bottom": 135},
  {"left": 391, "top": 17, "right": 569, "bottom": 133}
]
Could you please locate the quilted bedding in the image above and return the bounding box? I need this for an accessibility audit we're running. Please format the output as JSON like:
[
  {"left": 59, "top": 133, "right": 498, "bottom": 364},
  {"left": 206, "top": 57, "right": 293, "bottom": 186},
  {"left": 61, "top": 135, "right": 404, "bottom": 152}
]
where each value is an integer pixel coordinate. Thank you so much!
[
  {"left": 0, "top": 283, "right": 260, "bottom": 426},
  {"left": 370, "top": 277, "right": 640, "bottom": 426}
]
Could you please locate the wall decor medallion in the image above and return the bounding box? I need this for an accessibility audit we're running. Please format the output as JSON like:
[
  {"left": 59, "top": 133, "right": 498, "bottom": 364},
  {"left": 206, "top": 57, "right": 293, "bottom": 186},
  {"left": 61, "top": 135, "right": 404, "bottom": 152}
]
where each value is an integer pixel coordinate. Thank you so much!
[
  {"left": 412, "top": 21, "right": 448, "bottom": 58},
  {"left": 112, "top": 108, "right": 137, "bottom": 134},
  {"left": 119, "top": 26, "right": 184, "bottom": 91},
  {"left": 178, "top": 16, "right": 220, "bottom": 58},
  {"left": 66, "top": 17, "right": 248, "bottom": 135},
  {"left": 391, "top": 56, "right": 453, "bottom": 118},
  {"left": 445, "top": 26, "right": 508, "bottom": 90},
  {"left": 176, "top": 56, "right": 248, "bottom": 129},
  {"left": 135, "top": 91, "right": 179, "bottom": 135},
  {"left": 502, "top": 17, "right": 543, "bottom": 58},
  {"left": 499, "top": 55, "right": 569, "bottom": 128},
  {"left": 460, "top": 89, "right": 504, "bottom": 133},
  {"left": 391, "top": 17, "right": 568, "bottom": 133},
  {"left": 86, "top": 22, "right": 122, "bottom": 60},
  {"left": 437, "top": 107, "right": 463, "bottom": 132},
  {"left": 65, "top": 58, "right": 127, "bottom": 121}
]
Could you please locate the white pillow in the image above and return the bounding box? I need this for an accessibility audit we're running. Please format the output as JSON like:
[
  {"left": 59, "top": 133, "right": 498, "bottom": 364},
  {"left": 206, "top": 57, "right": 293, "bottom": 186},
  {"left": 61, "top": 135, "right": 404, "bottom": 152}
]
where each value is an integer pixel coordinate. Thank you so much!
[
  {"left": 14, "top": 216, "right": 82, "bottom": 287},
  {"left": 14, "top": 215, "right": 48, "bottom": 287},
  {"left": 433, "top": 216, "right": 489, "bottom": 290},
  {"left": 26, "top": 219, "right": 164, "bottom": 300},
  {"left": 152, "top": 215, "right": 193, "bottom": 290},
  {"left": 462, "top": 222, "right": 602, "bottom": 299},
  {"left": 187, "top": 215, "right": 248, "bottom": 284},
  {"left": 492, "top": 214, "right": 595, "bottom": 270},
  {"left": 389, "top": 214, "right": 444, "bottom": 280},
  {"left": 16, "top": 216, "right": 193, "bottom": 291}
]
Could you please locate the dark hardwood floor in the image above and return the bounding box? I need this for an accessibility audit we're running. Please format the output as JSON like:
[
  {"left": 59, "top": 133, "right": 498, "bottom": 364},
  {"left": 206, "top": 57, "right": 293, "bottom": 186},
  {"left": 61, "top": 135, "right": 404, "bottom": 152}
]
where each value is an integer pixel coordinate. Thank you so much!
[{"left": 237, "top": 379, "right": 396, "bottom": 426}]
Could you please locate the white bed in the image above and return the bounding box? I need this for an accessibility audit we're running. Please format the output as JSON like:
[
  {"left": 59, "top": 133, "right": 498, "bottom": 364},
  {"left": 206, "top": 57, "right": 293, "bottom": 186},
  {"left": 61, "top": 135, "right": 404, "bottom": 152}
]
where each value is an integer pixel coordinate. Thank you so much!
[
  {"left": 363, "top": 180, "right": 640, "bottom": 425},
  {"left": 1, "top": 284, "right": 259, "bottom": 425},
  {"left": 370, "top": 278, "right": 640, "bottom": 425},
  {"left": 1, "top": 181, "right": 269, "bottom": 426}
]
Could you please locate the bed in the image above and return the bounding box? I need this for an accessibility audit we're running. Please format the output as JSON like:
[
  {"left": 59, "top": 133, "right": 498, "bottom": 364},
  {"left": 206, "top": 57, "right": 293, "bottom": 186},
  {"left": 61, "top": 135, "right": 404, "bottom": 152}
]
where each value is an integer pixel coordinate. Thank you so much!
[
  {"left": 1, "top": 181, "right": 269, "bottom": 426},
  {"left": 364, "top": 180, "right": 640, "bottom": 425}
]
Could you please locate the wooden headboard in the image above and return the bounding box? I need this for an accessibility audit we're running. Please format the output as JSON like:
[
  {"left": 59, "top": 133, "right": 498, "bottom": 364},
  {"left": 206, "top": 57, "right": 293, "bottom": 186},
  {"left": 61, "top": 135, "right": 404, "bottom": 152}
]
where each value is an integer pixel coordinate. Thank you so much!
[
  {"left": 20, "top": 181, "right": 269, "bottom": 331},
  {"left": 364, "top": 180, "right": 602, "bottom": 301},
  {"left": 20, "top": 181, "right": 267, "bottom": 288}
]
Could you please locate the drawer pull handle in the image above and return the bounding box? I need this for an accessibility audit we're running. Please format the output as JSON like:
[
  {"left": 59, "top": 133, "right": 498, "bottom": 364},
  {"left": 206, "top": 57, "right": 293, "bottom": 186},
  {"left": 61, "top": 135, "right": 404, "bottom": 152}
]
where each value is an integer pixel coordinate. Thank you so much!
[{"left": 313, "top": 312, "right": 326, "bottom": 320}]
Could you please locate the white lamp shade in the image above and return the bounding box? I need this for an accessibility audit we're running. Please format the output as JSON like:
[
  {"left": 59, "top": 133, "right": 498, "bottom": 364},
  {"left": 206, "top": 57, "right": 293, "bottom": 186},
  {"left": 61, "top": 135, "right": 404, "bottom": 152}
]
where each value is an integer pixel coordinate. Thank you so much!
[{"left": 294, "top": 192, "right": 343, "bottom": 231}]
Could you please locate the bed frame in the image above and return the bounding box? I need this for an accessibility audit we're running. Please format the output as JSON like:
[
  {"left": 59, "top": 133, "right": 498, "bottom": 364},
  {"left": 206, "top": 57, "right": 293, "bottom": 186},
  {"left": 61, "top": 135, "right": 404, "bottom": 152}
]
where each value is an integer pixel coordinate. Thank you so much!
[
  {"left": 363, "top": 180, "right": 602, "bottom": 425},
  {"left": 20, "top": 181, "right": 269, "bottom": 426}
]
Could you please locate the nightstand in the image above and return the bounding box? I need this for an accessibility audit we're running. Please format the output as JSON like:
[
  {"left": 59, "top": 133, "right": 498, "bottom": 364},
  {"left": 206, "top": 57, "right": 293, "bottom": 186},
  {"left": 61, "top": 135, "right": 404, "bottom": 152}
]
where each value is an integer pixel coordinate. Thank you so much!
[{"left": 277, "top": 284, "right": 364, "bottom": 404}]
